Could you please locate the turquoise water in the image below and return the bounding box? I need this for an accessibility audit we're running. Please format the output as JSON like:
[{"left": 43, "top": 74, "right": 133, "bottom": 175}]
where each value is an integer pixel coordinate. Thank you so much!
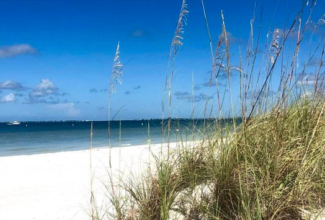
[{"left": 0, "top": 119, "right": 209, "bottom": 157}]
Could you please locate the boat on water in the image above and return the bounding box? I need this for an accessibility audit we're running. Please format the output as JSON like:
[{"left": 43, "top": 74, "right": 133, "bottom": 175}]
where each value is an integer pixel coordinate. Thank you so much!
[{"left": 7, "top": 121, "right": 21, "bottom": 125}]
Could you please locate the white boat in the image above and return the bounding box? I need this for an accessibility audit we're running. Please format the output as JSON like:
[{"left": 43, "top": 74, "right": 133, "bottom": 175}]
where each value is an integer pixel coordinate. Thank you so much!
[{"left": 7, "top": 121, "right": 21, "bottom": 125}]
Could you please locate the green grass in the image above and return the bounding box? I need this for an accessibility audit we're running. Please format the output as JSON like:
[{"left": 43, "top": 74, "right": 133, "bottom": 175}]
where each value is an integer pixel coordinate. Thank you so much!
[
  {"left": 99, "top": 99, "right": 325, "bottom": 220},
  {"left": 91, "top": 0, "right": 325, "bottom": 219}
]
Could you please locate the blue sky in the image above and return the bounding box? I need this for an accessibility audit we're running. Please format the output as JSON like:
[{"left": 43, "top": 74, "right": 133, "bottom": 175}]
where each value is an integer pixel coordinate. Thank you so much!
[{"left": 0, "top": 0, "right": 324, "bottom": 121}]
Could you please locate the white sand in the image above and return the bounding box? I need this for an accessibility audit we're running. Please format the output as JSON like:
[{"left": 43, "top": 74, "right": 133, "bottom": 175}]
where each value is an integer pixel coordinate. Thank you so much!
[
  {"left": 0, "top": 143, "right": 169, "bottom": 220},
  {"left": 1, "top": 143, "right": 324, "bottom": 220}
]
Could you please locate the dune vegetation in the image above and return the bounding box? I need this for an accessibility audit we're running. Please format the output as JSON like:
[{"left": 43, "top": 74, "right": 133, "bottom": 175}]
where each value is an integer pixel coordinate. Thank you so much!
[{"left": 90, "top": 0, "right": 325, "bottom": 219}]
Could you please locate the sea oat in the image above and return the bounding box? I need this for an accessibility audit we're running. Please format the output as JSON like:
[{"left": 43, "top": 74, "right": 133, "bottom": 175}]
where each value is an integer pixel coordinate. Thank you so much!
[
  {"left": 108, "top": 42, "right": 123, "bottom": 168},
  {"left": 169, "top": 0, "right": 189, "bottom": 61},
  {"left": 269, "top": 28, "right": 281, "bottom": 64},
  {"left": 110, "top": 42, "right": 124, "bottom": 94},
  {"left": 165, "top": 0, "right": 189, "bottom": 153}
]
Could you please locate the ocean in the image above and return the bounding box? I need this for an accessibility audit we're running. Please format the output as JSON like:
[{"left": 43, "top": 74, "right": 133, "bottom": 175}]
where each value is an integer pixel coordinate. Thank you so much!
[{"left": 0, "top": 119, "right": 212, "bottom": 157}]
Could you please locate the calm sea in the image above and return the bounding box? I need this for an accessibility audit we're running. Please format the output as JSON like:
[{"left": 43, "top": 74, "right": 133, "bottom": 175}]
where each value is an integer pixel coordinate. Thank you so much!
[{"left": 0, "top": 119, "right": 212, "bottom": 157}]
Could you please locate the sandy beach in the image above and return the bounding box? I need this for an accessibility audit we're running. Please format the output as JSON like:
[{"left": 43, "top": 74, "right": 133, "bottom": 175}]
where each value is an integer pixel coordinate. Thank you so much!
[
  {"left": 0, "top": 143, "right": 170, "bottom": 220},
  {"left": 1, "top": 142, "right": 325, "bottom": 220}
]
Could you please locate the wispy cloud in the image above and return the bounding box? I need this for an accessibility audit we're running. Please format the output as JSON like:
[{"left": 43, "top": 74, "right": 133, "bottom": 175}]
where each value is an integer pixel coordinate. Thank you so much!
[
  {"left": 203, "top": 81, "right": 216, "bottom": 87},
  {"left": 219, "top": 32, "right": 246, "bottom": 46},
  {"left": 202, "top": 81, "right": 225, "bottom": 87},
  {"left": 297, "top": 73, "right": 325, "bottom": 86},
  {"left": 246, "top": 90, "right": 276, "bottom": 99},
  {"left": 194, "top": 85, "right": 201, "bottom": 91},
  {"left": 89, "top": 88, "right": 108, "bottom": 93},
  {"left": 59, "top": 92, "right": 69, "bottom": 96},
  {"left": 276, "top": 19, "right": 325, "bottom": 40},
  {"left": 206, "top": 65, "right": 242, "bottom": 81},
  {"left": 128, "top": 29, "right": 156, "bottom": 41},
  {"left": 174, "top": 92, "right": 191, "bottom": 99},
  {"left": 0, "top": 80, "right": 25, "bottom": 90},
  {"left": 131, "top": 30, "right": 145, "bottom": 37},
  {"left": 174, "top": 91, "right": 213, "bottom": 102},
  {"left": 0, "top": 44, "right": 37, "bottom": 58},
  {"left": 306, "top": 58, "right": 325, "bottom": 67},
  {"left": 217, "top": 68, "right": 241, "bottom": 80},
  {"left": 47, "top": 103, "right": 80, "bottom": 117},
  {"left": 89, "top": 88, "right": 98, "bottom": 93},
  {"left": 0, "top": 93, "right": 15, "bottom": 103},
  {"left": 24, "top": 98, "right": 59, "bottom": 105}
]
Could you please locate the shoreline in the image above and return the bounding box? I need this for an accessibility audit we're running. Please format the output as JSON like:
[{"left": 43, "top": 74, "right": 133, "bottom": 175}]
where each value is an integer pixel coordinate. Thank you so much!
[
  {"left": 0, "top": 141, "right": 162, "bottom": 158},
  {"left": 0, "top": 143, "right": 146, "bottom": 158}
]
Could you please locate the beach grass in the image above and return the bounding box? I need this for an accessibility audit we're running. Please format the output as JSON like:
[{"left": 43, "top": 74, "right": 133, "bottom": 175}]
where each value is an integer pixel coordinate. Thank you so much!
[
  {"left": 96, "top": 102, "right": 325, "bottom": 220},
  {"left": 92, "top": 0, "right": 325, "bottom": 219}
]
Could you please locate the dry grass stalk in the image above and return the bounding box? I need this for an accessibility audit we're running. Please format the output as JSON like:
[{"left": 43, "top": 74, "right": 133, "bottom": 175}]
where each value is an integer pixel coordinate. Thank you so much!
[
  {"left": 165, "top": 0, "right": 189, "bottom": 154},
  {"left": 108, "top": 42, "right": 124, "bottom": 168},
  {"left": 200, "top": 0, "right": 222, "bottom": 120},
  {"left": 89, "top": 121, "right": 98, "bottom": 220}
]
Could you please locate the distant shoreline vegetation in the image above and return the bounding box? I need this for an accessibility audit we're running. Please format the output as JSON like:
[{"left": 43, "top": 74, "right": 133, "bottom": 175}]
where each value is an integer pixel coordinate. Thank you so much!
[{"left": 0, "top": 117, "right": 243, "bottom": 124}]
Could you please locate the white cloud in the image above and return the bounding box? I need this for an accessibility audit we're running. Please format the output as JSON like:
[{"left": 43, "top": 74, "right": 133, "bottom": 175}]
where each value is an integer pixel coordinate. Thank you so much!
[
  {"left": 297, "top": 74, "right": 325, "bottom": 86},
  {"left": 0, "top": 44, "right": 37, "bottom": 58},
  {"left": 1, "top": 93, "right": 15, "bottom": 103},
  {"left": 30, "top": 79, "right": 58, "bottom": 97},
  {"left": 246, "top": 90, "right": 276, "bottom": 99},
  {"left": 0, "top": 80, "right": 24, "bottom": 90},
  {"left": 47, "top": 103, "right": 80, "bottom": 117},
  {"left": 202, "top": 81, "right": 226, "bottom": 87},
  {"left": 174, "top": 91, "right": 213, "bottom": 102},
  {"left": 218, "top": 32, "right": 246, "bottom": 45},
  {"left": 26, "top": 79, "right": 69, "bottom": 104}
]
